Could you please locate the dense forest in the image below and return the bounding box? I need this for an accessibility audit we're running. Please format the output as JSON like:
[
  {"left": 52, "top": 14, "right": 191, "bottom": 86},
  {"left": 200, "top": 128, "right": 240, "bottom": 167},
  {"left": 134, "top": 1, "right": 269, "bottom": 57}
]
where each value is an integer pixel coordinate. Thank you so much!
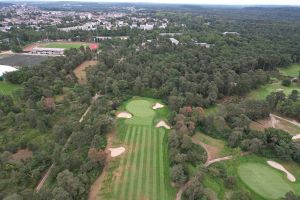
[{"left": 1, "top": 4, "right": 300, "bottom": 200}]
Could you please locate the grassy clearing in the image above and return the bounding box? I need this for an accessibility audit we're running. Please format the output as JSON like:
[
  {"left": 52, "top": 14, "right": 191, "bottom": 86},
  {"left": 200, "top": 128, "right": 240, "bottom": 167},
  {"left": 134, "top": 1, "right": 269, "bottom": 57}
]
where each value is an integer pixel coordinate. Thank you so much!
[
  {"left": 204, "top": 155, "right": 300, "bottom": 200},
  {"left": 247, "top": 80, "right": 300, "bottom": 100},
  {"left": 73, "top": 60, "right": 97, "bottom": 85},
  {"left": 0, "top": 81, "right": 21, "bottom": 95},
  {"left": 193, "top": 132, "right": 234, "bottom": 157},
  {"left": 99, "top": 97, "right": 175, "bottom": 200},
  {"left": 279, "top": 64, "right": 300, "bottom": 77}
]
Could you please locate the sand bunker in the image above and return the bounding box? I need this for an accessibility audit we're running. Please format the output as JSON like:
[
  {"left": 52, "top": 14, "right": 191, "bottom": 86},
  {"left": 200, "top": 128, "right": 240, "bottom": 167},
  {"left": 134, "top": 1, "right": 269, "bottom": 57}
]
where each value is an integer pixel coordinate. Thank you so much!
[
  {"left": 153, "top": 103, "right": 164, "bottom": 110},
  {"left": 292, "top": 134, "right": 300, "bottom": 140},
  {"left": 267, "top": 160, "right": 296, "bottom": 182},
  {"left": 116, "top": 112, "right": 132, "bottom": 119},
  {"left": 108, "top": 147, "right": 125, "bottom": 157},
  {"left": 155, "top": 120, "right": 171, "bottom": 129}
]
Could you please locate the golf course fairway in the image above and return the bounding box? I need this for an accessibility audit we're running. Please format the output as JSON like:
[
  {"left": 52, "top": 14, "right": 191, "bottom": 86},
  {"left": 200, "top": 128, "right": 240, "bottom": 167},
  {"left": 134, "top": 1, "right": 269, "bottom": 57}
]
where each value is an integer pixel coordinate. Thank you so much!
[
  {"left": 99, "top": 97, "right": 175, "bottom": 200},
  {"left": 238, "top": 163, "right": 294, "bottom": 199}
]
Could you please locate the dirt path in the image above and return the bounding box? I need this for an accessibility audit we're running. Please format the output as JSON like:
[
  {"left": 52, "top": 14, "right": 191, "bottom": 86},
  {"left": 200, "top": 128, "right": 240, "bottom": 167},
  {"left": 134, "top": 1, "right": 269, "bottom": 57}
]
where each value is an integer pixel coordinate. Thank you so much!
[
  {"left": 191, "top": 137, "right": 219, "bottom": 163},
  {"left": 35, "top": 94, "right": 100, "bottom": 192},
  {"left": 270, "top": 113, "right": 300, "bottom": 128},
  {"left": 270, "top": 114, "right": 279, "bottom": 128},
  {"left": 204, "top": 156, "right": 233, "bottom": 167},
  {"left": 175, "top": 137, "right": 234, "bottom": 200}
]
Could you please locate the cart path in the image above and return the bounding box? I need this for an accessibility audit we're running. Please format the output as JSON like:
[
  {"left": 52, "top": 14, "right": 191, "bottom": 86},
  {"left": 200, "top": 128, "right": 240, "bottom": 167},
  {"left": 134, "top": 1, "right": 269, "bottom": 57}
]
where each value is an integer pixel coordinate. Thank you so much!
[{"left": 35, "top": 94, "right": 100, "bottom": 192}]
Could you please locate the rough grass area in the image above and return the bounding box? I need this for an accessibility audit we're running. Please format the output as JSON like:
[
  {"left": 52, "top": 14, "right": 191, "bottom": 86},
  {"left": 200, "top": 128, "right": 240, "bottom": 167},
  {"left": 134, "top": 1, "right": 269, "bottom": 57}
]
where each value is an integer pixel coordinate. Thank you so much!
[
  {"left": 0, "top": 81, "right": 21, "bottom": 95},
  {"left": 204, "top": 155, "right": 300, "bottom": 200},
  {"left": 73, "top": 60, "right": 97, "bottom": 85},
  {"left": 99, "top": 97, "right": 175, "bottom": 200},
  {"left": 279, "top": 64, "right": 300, "bottom": 77},
  {"left": 238, "top": 163, "right": 293, "bottom": 199},
  {"left": 192, "top": 132, "right": 233, "bottom": 158},
  {"left": 247, "top": 80, "right": 300, "bottom": 100}
]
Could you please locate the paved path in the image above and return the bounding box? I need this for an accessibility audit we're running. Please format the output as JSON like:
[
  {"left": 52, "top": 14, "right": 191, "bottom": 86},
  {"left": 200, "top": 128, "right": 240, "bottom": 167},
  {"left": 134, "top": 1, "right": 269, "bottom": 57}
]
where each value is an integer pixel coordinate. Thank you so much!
[
  {"left": 270, "top": 113, "right": 300, "bottom": 141},
  {"left": 35, "top": 94, "right": 100, "bottom": 192}
]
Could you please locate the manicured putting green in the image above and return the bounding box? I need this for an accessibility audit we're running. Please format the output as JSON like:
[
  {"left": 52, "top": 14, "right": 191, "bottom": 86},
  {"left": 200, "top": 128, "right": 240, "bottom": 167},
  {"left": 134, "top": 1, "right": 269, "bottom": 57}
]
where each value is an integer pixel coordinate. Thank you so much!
[
  {"left": 238, "top": 163, "right": 293, "bottom": 199},
  {"left": 126, "top": 100, "right": 155, "bottom": 117}
]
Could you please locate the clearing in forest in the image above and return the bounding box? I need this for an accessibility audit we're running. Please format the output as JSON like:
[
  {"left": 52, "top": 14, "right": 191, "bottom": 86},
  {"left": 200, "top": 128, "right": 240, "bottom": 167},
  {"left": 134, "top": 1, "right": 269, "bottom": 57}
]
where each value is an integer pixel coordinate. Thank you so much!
[
  {"left": 74, "top": 60, "right": 97, "bottom": 84},
  {"left": 0, "top": 81, "right": 21, "bottom": 95},
  {"left": 247, "top": 79, "right": 300, "bottom": 100},
  {"left": 98, "top": 97, "right": 175, "bottom": 200},
  {"left": 279, "top": 64, "right": 300, "bottom": 77}
]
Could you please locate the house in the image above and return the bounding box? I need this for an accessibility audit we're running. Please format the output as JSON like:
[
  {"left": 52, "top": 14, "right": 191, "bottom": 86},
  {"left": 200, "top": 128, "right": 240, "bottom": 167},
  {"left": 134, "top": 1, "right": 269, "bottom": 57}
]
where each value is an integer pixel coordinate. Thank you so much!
[
  {"left": 170, "top": 38, "right": 179, "bottom": 45},
  {"left": 159, "top": 33, "right": 182, "bottom": 37},
  {"left": 223, "top": 32, "right": 240, "bottom": 36}
]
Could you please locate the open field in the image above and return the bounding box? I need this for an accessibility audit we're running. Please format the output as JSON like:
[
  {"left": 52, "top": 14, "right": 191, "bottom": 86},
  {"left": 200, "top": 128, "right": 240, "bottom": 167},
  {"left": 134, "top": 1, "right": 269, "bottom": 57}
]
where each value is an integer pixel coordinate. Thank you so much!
[
  {"left": 74, "top": 60, "right": 97, "bottom": 84},
  {"left": 247, "top": 80, "right": 300, "bottom": 100},
  {"left": 203, "top": 155, "right": 300, "bottom": 200},
  {"left": 24, "top": 42, "right": 99, "bottom": 51},
  {"left": 0, "top": 81, "right": 21, "bottom": 95},
  {"left": 0, "top": 54, "right": 48, "bottom": 67},
  {"left": 98, "top": 97, "right": 175, "bottom": 200},
  {"left": 279, "top": 64, "right": 300, "bottom": 77}
]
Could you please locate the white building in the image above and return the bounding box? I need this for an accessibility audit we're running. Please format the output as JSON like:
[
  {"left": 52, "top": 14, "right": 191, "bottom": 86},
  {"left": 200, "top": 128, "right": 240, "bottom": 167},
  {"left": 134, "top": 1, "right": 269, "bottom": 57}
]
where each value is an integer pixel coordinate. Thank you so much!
[
  {"left": 0, "top": 65, "right": 18, "bottom": 77},
  {"left": 170, "top": 38, "right": 179, "bottom": 45},
  {"left": 223, "top": 32, "right": 240, "bottom": 36},
  {"left": 31, "top": 47, "right": 64, "bottom": 55}
]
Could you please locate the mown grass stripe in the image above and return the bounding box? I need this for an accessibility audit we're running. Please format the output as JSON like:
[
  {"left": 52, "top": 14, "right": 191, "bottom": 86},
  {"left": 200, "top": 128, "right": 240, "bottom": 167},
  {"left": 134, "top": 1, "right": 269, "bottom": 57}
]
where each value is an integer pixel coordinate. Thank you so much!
[
  {"left": 119, "top": 125, "right": 138, "bottom": 199},
  {"left": 136, "top": 126, "right": 147, "bottom": 199},
  {"left": 144, "top": 125, "right": 152, "bottom": 199},
  {"left": 152, "top": 127, "right": 158, "bottom": 200},
  {"left": 127, "top": 125, "right": 142, "bottom": 200},
  {"left": 159, "top": 129, "right": 167, "bottom": 200},
  {"left": 148, "top": 126, "right": 155, "bottom": 199},
  {"left": 155, "top": 128, "right": 162, "bottom": 200},
  {"left": 113, "top": 125, "right": 132, "bottom": 196}
]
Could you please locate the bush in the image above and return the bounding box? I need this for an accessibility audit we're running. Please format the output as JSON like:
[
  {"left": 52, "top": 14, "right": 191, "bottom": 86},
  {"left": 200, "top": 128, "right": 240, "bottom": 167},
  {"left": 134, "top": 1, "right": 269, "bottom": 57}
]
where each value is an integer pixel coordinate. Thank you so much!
[{"left": 282, "top": 79, "right": 291, "bottom": 87}]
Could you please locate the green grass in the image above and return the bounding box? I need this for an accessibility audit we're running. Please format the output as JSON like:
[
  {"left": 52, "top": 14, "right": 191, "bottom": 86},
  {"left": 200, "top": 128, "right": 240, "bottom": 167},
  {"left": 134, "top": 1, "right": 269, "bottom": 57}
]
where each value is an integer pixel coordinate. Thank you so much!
[
  {"left": 204, "top": 155, "right": 300, "bottom": 200},
  {"left": 238, "top": 163, "right": 293, "bottom": 199},
  {"left": 193, "top": 132, "right": 235, "bottom": 157},
  {"left": 279, "top": 64, "right": 300, "bottom": 77},
  {"left": 43, "top": 43, "right": 87, "bottom": 49},
  {"left": 100, "top": 97, "right": 175, "bottom": 200},
  {"left": 0, "top": 81, "right": 21, "bottom": 95},
  {"left": 247, "top": 80, "right": 300, "bottom": 100}
]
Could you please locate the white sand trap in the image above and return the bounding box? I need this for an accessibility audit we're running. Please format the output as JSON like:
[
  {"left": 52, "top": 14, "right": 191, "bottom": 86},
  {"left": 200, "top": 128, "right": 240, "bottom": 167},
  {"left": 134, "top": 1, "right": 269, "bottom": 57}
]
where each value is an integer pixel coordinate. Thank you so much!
[
  {"left": 108, "top": 147, "right": 125, "bottom": 157},
  {"left": 116, "top": 112, "right": 132, "bottom": 119},
  {"left": 267, "top": 160, "right": 296, "bottom": 182},
  {"left": 292, "top": 134, "right": 300, "bottom": 140},
  {"left": 156, "top": 120, "right": 171, "bottom": 129},
  {"left": 153, "top": 103, "right": 164, "bottom": 110}
]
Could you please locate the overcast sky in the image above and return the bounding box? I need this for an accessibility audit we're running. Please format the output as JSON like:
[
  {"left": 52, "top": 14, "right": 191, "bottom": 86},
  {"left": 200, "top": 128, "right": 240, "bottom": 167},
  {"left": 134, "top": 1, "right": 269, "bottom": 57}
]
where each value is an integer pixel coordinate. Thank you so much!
[{"left": 6, "top": 0, "right": 300, "bottom": 6}]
